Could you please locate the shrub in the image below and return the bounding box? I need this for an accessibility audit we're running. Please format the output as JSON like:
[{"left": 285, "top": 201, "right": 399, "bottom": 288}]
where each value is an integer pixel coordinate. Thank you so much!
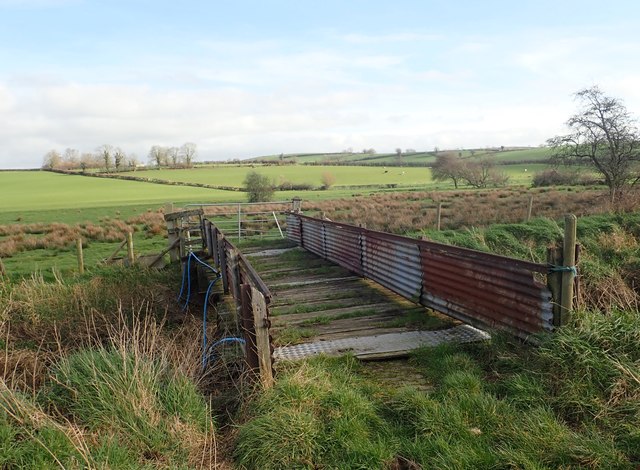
[
  {"left": 277, "top": 181, "right": 314, "bottom": 191},
  {"left": 532, "top": 168, "right": 597, "bottom": 187},
  {"left": 321, "top": 171, "right": 336, "bottom": 190},
  {"left": 244, "top": 171, "right": 275, "bottom": 203}
]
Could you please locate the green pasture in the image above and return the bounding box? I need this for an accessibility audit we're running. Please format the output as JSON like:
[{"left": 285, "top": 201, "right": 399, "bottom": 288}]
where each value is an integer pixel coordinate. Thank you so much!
[
  {"left": 0, "top": 171, "right": 241, "bottom": 213},
  {"left": 129, "top": 163, "right": 548, "bottom": 189},
  {"left": 1, "top": 236, "right": 168, "bottom": 280},
  {"left": 491, "top": 147, "right": 551, "bottom": 162},
  {"left": 131, "top": 165, "right": 433, "bottom": 188},
  {"left": 252, "top": 147, "right": 551, "bottom": 165}
]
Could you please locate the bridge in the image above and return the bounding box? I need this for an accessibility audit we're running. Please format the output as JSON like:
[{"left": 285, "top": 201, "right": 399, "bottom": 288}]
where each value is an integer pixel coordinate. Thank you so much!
[{"left": 164, "top": 202, "right": 576, "bottom": 387}]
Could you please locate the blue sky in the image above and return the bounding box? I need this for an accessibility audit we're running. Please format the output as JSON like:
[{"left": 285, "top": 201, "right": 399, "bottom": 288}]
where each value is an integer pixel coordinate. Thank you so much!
[{"left": 1, "top": 0, "right": 639, "bottom": 168}]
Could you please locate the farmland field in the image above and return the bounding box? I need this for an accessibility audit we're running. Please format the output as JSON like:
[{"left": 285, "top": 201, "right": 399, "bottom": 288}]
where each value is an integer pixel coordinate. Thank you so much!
[
  {"left": 131, "top": 165, "right": 434, "bottom": 187},
  {"left": 128, "top": 162, "right": 548, "bottom": 189},
  {"left": 0, "top": 171, "right": 240, "bottom": 213},
  {"left": 251, "top": 146, "right": 551, "bottom": 165}
]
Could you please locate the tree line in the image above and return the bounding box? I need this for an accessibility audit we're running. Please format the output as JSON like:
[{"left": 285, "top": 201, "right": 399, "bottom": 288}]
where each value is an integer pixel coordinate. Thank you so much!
[{"left": 42, "top": 143, "right": 197, "bottom": 172}]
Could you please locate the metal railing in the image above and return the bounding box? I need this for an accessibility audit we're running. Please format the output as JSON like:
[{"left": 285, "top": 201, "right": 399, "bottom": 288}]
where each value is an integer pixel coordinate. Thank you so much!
[
  {"left": 286, "top": 212, "right": 555, "bottom": 339},
  {"left": 186, "top": 201, "right": 292, "bottom": 242}
]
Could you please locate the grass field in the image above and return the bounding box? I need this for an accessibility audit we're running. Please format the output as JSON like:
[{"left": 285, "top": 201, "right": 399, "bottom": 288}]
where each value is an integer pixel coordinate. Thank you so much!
[
  {"left": 251, "top": 147, "right": 551, "bottom": 165},
  {"left": 132, "top": 165, "right": 434, "bottom": 188},
  {"left": 130, "top": 162, "right": 547, "bottom": 189},
  {"left": 0, "top": 171, "right": 241, "bottom": 213}
]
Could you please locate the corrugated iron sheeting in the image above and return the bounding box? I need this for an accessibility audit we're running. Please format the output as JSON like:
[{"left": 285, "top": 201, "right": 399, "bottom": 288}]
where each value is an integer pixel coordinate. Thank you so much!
[
  {"left": 286, "top": 213, "right": 554, "bottom": 338},
  {"left": 286, "top": 214, "right": 301, "bottom": 242},
  {"left": 325, "top": 224, "right": 363, "bottom": 275},
  {"left": 363, "top": 236, "right": 422, "bottom": 301}
]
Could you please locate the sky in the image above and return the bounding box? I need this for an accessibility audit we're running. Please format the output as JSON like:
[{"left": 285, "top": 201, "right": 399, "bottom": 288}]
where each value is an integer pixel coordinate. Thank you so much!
[{"left": 1, "top": 0, "right": 640, "bottom": 168}]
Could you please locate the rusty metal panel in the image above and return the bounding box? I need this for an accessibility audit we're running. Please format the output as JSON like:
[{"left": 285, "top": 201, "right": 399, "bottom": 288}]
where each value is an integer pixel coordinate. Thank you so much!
[
  {"left": 300, "top": 218, "right": 325, "bottom": 257},
  {"left": 324, "top": 223, "right": 363, "bottom": 275},
  {"left": 362, "top": 235, "right": 422, "bottom": 302},
  {"left": 286, "top": 213, "right": 554, "bottom": 339},
  {"left": 286, "top": 213, "right": 301, "bottom": 243}
]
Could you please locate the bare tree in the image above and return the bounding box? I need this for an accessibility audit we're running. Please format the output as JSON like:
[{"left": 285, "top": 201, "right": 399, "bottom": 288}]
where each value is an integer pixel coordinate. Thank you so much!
[
  {"left": 180, "top": 142, "right": 197, "bottom": 167},
  {"left": 167, "top": 147, "right": 180, "bottom": 167},
  {"left": 127, "top": 153, "right": 139, "bottom": 170},
  {"left": 80, "top": 152, "right": 96, "bottom": 172},
  {"left": 548, "top": 86, "right": 640, "bottom": 203},
  {"left": 97, "top": 144, "right": 113, "bottom": 172},
  {"left": 148, "top": 145, "right": 167, "bottom": 168},
  {"left": 63, "top": 148, "right": 80, "bottom": 169},
  {"left": 42, "top": 150, "right": 62, "bottom": 169},
  {"left": 431, "top": 153, "right": 465, "bottom": 188},
  {"left": 113, "top": 147, "right": 126, "bottom": 172},
  {"left": 395, "top": 148, "right": 404, "bottom": 165},
  {"left": 461, "top": 158, "right": 509, "bottom": 188}
]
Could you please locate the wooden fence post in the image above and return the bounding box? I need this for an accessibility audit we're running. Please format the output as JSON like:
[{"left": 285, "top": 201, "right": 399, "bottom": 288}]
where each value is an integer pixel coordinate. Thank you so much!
[
  {"left": 292, "top": 197, "right": 302, "bottom": 213},
  {"left": 165, "top": 203, "right": 179, "bottom": 263},
  {"left": 126, "top": 231, "right": 135, "bottom": 264},
  {"left": 76, "top": 238, "right": 84, "bottom": 275},
  {"left": 436, "top": 203, "right": 442, "bottom": 231},
  {"left": 526, "top": 194, "right": 534, "bottom": 222},
  {"left": 559, "top": 214, "right": 577, "bottom": 325},
  {"left": 251, "top": 287, "right": 274, "bottom": 388}
]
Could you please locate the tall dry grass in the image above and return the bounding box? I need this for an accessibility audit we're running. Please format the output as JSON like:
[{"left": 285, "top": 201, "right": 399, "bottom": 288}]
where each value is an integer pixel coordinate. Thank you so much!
[
  {"left": 0, "top": 268, "right": 228, "bottom": 468},
  {"left": 306, "top": 187, "right": 635, "bottom": 233}
]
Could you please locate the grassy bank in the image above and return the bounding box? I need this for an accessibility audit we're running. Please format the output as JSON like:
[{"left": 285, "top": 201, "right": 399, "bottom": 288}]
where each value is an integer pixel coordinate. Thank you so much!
[
  {"left": 236, "top": 308, "right": 640, "bottom": 469},
  {"left": 421, "top": 211, "right": 640, "bottom": 311},
  {"left": 0, "top": 265, "right": 222, "bottom": 468}
]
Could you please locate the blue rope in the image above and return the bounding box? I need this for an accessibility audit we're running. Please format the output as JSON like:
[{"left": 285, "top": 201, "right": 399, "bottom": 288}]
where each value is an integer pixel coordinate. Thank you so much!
[
  {"left": 548, "top": 265, "right": 578, "bottom": 276},
  {"left": 178, "top": 252, "right": 220, "bottom": 310},
  {"left": 204, "top": 337, "right": 246, "bottom": 368},
  {"left": 175, "top": 251, "right": 224, "bottom": 368}
]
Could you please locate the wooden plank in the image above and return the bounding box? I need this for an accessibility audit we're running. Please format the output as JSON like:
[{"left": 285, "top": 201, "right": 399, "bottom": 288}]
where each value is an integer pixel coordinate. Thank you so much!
[
  {"left": 163, "top": 208, "right": 204, "bottom": 221},
  {"left": 104, "top": 238, "right": 127, "bottom": 264},
  {"left": 251, "top": 286, "right": 274, "bottom": 389},
  {"left": 218, "top": 235, "right": 229, "bottom": 295},
  {"left": 143, "top": 239, "right": 179, "bottom": 269},
  {"left": 241, "top": 284, "right": 259, "bottom": 371}
]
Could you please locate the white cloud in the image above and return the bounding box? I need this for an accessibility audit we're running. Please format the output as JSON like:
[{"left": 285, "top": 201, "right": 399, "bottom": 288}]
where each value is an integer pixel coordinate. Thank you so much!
[{"left": 2, "top": 28, "right": 640, "bottom": 169}]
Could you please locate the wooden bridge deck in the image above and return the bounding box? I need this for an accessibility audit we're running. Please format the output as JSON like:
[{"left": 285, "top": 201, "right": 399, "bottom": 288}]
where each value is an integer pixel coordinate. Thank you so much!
[{"left": 243, "top": 240, "right": 488, "bottom": 359}]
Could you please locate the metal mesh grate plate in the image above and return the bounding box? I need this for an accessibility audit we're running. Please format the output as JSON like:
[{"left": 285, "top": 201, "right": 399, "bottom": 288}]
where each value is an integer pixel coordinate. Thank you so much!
[{"left": 274, "top": 325, "right": 491, "bottom": 361}]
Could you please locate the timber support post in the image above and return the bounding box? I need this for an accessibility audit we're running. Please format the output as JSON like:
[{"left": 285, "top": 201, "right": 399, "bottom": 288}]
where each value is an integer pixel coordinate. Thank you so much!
[
  {"left": 436, "top": 202, "right": 442, "bottom": 231},
  {"left": 251, "top": 286, "right": 274, "bottom": 388},
  {"left": 292, "top": 197, "right": 302, "bottom": 213},
  {"left": 559, "top": 214, "right": 577, "bottom": 326},
  {"left": 165, "top": 203, "right": 179, "bottom": 263},
  {"left": 76, "top": 238, "right": 84, "bottom": 275},
  {"left": 126, "top": 231, "right": 135, "bottom": 264}
]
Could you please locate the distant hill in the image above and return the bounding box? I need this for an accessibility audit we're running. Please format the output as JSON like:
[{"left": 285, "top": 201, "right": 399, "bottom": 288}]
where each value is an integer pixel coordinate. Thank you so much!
[{"left": 246, "top": 147, "right": 550, "bottom": 166}]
